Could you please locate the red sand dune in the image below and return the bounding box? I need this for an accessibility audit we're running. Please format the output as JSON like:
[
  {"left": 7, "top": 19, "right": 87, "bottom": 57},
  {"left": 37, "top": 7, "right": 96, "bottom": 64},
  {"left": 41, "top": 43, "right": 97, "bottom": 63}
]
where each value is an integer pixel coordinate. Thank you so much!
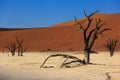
[{"left": 0, "top": 13, "right": 120, "bottom": 52}]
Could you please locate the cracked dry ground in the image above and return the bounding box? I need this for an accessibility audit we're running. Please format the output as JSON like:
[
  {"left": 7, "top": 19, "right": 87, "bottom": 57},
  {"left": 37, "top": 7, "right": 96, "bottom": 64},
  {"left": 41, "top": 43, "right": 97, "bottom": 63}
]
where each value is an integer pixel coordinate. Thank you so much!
[{"left": 0, "top": 52, "right": 120, "bottom": 80}]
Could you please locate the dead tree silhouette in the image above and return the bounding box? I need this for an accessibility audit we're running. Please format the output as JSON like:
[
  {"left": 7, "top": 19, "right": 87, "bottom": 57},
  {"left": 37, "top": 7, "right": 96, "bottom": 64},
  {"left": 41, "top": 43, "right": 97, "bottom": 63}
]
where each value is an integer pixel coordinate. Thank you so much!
[
  {"left": 5, "top": 34, "right": 28, "bottom": 56},
  {"left": 74, "top": 10, "right": 110, "bottom": 64},
  {"left": 104, "top": 37, "right": 118, "bottom": 57},
  {"left": 40, "top": 11, "right": 111, "bottom": 68},
  {"left": 15, "top": 34, "right": 28, "bottom": 56},
  {"left": 5, "top": 41, "right": 17, "bottom": 56}
]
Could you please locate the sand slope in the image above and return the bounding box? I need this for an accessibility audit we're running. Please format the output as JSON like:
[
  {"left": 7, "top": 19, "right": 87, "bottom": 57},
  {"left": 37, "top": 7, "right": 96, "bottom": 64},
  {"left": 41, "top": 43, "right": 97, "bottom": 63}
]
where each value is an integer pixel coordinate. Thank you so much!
[
  {"left": 0, "top": 13, "right": 120, "bottom": 51},
  {"left": 0, "top": 52, "right": 120, "bottom": 80}
]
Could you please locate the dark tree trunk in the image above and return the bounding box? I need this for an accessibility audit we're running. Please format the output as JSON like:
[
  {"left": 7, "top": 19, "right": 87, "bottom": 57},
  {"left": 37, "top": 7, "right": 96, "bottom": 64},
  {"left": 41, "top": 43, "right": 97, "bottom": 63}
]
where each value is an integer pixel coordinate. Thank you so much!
[
  {"left": 83, "top": 50, "right": 90, "bottom": 64},
  {"left": 110, "top": 50, "right": 114, "bottom": 57},
  {"left": 18, "top": 46, "right": 20, "bottom": 56},
  {"left": 11, "top": 52, "right": 15, "bottom": 56},
  {"left": 18, "top": 49, "right": 20, "bottom": 56}
]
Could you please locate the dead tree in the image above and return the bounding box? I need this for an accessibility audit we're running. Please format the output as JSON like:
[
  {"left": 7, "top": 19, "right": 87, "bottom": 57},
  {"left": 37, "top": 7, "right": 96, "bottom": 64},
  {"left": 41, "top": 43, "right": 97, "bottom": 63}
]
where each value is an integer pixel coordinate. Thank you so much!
[
  {"left": 75, "top": 10, "right": 110, "bottom": 64},
  {"left": 104, "top": 38, "right": 118, "bottom": 57},
  {"left": 5, "top": 41, "right": 17, "bottom": 56},
  {"left": 41, "top": 11, "right": 110, "bottom": 68},
  {"left": 40, "top": 54, "right": 85, "bottom": 68},
  {"left": 15, "top": 34, "right": 28, "bottom": 56}
]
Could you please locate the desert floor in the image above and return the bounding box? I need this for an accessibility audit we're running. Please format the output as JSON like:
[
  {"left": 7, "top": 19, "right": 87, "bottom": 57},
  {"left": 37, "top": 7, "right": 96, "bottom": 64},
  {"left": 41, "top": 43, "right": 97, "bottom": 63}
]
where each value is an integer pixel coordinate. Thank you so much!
[{"left": 0, "top": 52, "right": 120, "bottom": 80}]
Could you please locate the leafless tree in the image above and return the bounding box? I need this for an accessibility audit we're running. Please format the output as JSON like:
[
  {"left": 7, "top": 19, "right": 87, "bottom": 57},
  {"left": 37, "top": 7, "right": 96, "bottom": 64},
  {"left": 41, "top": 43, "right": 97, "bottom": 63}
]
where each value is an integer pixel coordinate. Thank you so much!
[
  {"left": 104, "top": 38, "right": 118, "bottom": 57},
  {"left": 75, "top": 10, "right": 111, "bottom": 64},
  {"left": 40, "top": 54, "right": 85, "bottom": 68},
  {"left": 15, "top": 34, "right": 28, "bottom": 56},
  {"left": 41, "top": 11, "right": 111, "bottom": 68},
  {"left": 5, "top": 41, "right": 17, "bottom": 56}
]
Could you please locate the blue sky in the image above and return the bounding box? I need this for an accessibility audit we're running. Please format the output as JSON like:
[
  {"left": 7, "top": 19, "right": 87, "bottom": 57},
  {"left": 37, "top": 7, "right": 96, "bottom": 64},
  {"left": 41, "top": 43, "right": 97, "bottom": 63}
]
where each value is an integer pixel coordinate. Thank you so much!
[{"left": 0, "top": 0, "right": 120, "bottom": 28}]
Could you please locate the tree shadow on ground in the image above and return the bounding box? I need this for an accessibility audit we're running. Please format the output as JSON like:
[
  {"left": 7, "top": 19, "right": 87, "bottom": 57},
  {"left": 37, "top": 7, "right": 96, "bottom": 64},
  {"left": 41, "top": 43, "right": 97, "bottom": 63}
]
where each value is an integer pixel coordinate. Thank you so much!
[{"left": 89, "top": 63, "right": 106, "bottom": 66}]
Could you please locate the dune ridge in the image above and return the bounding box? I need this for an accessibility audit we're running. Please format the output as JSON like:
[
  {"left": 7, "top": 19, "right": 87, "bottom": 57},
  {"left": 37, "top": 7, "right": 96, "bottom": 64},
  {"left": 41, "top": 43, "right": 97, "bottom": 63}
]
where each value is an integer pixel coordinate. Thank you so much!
[{"left": 0, "top": 13, "right": 120, "bottom": 52}]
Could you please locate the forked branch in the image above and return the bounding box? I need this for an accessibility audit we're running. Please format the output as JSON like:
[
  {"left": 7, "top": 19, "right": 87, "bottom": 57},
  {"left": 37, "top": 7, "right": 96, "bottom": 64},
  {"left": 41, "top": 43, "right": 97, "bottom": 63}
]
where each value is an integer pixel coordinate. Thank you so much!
[{"left": 75, "top": 10, "right": 111, "bottom": 63}]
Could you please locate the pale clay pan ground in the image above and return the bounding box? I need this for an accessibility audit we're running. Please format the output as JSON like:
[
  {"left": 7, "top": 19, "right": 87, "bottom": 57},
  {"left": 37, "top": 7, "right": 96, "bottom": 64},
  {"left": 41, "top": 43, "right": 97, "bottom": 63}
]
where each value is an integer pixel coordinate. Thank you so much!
[{"left": 0, "top": 52, "right": 120, "bottom": 80}]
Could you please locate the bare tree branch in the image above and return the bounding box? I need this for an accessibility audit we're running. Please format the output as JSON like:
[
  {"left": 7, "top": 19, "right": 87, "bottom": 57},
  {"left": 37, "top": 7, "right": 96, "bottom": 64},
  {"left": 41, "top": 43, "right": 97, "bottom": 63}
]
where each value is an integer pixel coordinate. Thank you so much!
[
  {"left": 75, "top": 10, "right": 110, "bottom": 64},
  {"left": 5, "top": 41, "right": 17, "bottom": 56},
  {"left": 15, "top": 34, "right": 27, "bottom": 56},
  {"left": 87, "top": 29, "right": 95, "bottom": 43},
  {"left": 101, "top": 28, "right": 111, "bottom": 33},
  {"left": 40, "top": 54, "right": 85, "bottom": 68},
  {"left": 88, "top": 10, "right": 99, "bottom": 17},
  {"left": 104, "top": 38, "right": 118, "bottom": 57},
  {"left": 74, "top": 15, "right": 86, "bottom": 31}
]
